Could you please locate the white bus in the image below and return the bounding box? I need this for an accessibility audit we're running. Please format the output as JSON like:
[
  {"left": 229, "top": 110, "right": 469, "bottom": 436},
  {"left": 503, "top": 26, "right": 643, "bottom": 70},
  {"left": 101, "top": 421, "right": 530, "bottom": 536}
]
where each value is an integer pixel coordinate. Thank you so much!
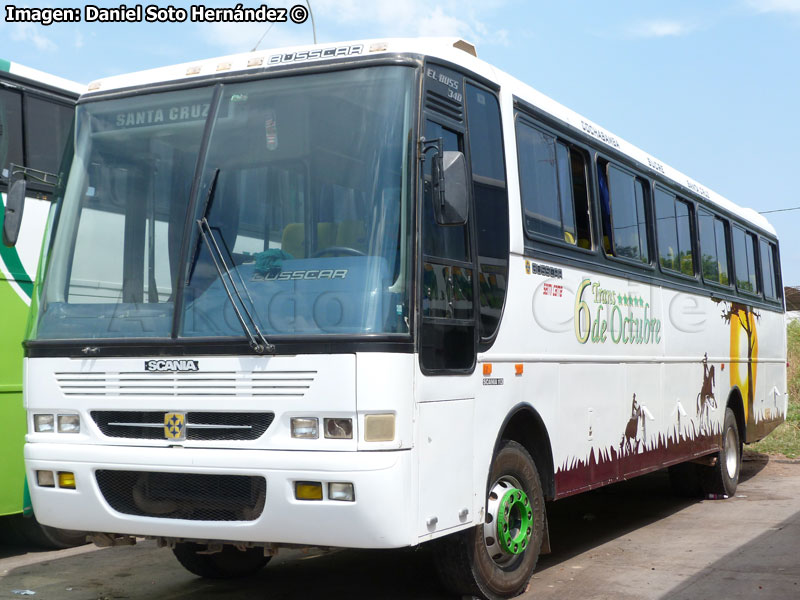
[
  {"left": 0, "top": 59, "right": 85, "bottom": 547},
  {"left": 14, "top": 38, "right": 785, "bottom": 598}
]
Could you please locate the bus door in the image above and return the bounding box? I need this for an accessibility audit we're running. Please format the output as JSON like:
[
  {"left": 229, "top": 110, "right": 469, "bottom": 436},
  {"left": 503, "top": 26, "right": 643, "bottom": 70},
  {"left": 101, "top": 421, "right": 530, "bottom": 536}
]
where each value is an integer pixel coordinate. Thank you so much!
[{"left": 415, "top": 64, "right": 479, "bottom": 537}]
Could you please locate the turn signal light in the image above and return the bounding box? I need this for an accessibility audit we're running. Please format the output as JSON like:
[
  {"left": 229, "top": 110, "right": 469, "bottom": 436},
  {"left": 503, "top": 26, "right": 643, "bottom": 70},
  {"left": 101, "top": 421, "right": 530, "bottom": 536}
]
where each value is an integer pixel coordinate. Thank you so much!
[
  {"left": 364, "top": 414, "right": 395, "bottom": 442},
  {"left": 295, "top": 481, "right": 323, "bottom": 501},
  {"left": 58, "top": 472, "right": 76, "bottom": 489}
]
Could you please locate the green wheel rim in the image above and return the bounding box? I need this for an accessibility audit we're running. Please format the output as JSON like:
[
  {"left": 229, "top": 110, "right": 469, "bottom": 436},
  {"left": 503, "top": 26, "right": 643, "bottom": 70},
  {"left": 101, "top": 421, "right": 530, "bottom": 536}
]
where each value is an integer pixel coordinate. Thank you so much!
[{"left": 496, "top": 488, "right": 533, "bottom": 555}]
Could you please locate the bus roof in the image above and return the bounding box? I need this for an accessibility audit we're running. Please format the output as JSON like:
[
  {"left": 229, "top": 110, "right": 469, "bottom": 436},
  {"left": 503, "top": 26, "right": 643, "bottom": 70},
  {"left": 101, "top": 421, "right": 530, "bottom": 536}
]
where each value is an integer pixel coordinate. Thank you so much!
[
  {"left": 81, "top": 37, "right": 774, "bottom": 236},
  {"left": 1, "top": 58, "right": 84, "bottom": 96}
]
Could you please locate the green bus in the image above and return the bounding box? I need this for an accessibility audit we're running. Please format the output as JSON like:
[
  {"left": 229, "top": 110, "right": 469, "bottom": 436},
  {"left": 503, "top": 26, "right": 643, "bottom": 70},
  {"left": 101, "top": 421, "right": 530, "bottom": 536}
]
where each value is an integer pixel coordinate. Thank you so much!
[{"left": 0, "top": 58, "right": 85, "bottom": 547}]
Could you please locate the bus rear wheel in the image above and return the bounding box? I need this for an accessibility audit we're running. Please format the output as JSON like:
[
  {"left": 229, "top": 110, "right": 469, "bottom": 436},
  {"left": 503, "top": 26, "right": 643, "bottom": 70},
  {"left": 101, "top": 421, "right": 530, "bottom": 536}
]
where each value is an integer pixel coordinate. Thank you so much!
[
  {"left": 435, "top": 440, "right": 545, "bottom": 600},
  {"left": 172, "top": 542, "right": 270, "bottom": 579},
  {"left": 701, "top": 407, "right": 742, "bottom": 497}
]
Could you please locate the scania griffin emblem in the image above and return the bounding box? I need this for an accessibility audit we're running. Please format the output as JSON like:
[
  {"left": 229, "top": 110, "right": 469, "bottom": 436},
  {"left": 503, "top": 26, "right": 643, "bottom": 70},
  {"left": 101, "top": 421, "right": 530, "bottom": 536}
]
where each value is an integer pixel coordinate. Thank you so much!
[{"left": 164, "top": 412, "right": 186, "bottom": 441}]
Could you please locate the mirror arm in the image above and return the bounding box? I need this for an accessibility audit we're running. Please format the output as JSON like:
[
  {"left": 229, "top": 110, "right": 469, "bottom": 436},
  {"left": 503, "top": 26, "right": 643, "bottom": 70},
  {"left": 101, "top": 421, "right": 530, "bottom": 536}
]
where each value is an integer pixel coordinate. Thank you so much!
[
  {"left": 419, "top": 137, "right": 445, "bottom": 209},
  {"left": 419, "top": 137, "right": 443, "bottom": 163}
]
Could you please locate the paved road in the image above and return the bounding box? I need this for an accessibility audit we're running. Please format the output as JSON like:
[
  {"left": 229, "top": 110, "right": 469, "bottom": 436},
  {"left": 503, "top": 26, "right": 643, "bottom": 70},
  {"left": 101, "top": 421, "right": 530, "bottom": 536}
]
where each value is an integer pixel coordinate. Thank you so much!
[{"left": 1, "top": 453, "right": 798, "bottom": 600}]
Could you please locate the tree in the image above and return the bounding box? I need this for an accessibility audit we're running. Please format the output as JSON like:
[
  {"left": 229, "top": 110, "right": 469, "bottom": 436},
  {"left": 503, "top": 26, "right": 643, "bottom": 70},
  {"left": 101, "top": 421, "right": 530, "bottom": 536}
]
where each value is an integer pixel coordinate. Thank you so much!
[{"left": 716, "top": 300, "right": 760, "bottom": 425}]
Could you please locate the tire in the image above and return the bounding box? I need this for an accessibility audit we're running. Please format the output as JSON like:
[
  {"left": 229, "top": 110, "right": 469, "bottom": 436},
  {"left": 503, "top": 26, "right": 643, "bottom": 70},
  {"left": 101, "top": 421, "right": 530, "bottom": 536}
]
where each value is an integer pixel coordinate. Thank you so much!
[
  {"left": 667, "top": 462, "right": 702, "bottom": 498},
  {"left": 29, "top": 523, "right": 89, "bottom": 549},
  {"left": 700, "top": 407, "right": 742, "bottom": 497},
  {"left": 434, "top": 440, "right": 545, "bottom": 600},
  {"left": 172, "top": 542, "right": 270, "bottom": 579},
  {"left": 5, "top": 514, "right": 88, "bottom": 549}
]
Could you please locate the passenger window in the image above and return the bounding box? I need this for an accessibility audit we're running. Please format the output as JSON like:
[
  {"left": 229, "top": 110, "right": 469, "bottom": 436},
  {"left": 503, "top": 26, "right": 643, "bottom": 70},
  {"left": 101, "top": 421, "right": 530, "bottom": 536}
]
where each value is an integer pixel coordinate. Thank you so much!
[
  {"left": 0, "top": 88, "right": 24, "bottom": 181},
  {"left": 24, "top": 95, "right": 74, "bottom": 180},
  {"left": 655, "top": 188, "right": 694, "bottom": 276},
  {"left": 759, "top": 239, "right": 779, "bottom": 300},
  {"left": 420, "top": 118, "right": 474, "bottom": 372},
  {"left": 698, "top": 208, "right": 730, "bottom": 286},
  {"left": 733, "top": 226, "right": 759, "bottom": 294},
  {"left": 516, "top": 119, "right": 591, "bottom": 248},
  {"left": 600, "top": 161, "right": 649, "bottom": 264}
]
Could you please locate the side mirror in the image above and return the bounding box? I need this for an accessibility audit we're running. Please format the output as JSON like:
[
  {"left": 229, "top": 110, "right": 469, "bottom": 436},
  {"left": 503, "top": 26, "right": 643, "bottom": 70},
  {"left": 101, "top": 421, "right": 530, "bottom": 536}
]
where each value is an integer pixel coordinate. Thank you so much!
[
  {"left": 3, "top": 178, "right": 27, "bottom": 247},
  {"left": 433, "top": 151, "right": 469, "bottom": 226}
]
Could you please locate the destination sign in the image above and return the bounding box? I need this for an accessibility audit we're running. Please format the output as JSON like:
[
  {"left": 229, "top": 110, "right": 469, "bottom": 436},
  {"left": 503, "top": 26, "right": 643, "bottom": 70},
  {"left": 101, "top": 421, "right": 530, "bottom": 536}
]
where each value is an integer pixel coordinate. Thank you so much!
[{"left": 111, "top": 103, "right": 211, "bottom": 129}]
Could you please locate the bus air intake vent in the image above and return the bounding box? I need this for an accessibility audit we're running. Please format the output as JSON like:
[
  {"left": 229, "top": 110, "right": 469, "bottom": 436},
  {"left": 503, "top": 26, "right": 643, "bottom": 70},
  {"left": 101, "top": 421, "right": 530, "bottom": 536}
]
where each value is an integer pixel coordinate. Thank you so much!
[
  {"left": 425, "top": 90, "right": 463, "bottom": 122},
  {"left": 55, "top": 370, "right": 316, "bottom": 398},
  {"left": 96, "top": 470, "right": 266, "bottom": 521},
  {"left": 90, "top": 411, "right": 274, "bottom": 441}
]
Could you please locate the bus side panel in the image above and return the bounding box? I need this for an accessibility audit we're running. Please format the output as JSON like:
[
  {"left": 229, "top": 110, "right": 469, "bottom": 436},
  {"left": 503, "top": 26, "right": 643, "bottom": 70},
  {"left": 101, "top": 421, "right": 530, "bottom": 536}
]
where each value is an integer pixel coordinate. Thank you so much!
[
  {"left": 0, "top": 281, "right": 29, "bottom": 515},
  {"left": 483, "top": 253, "right": 788, "bottom": 499},
  {"left": 743, "top": 307, "right": 787, "bottom": 442},
  {"left": 0, "top": 194, "right": 49, "bottom": 515}
]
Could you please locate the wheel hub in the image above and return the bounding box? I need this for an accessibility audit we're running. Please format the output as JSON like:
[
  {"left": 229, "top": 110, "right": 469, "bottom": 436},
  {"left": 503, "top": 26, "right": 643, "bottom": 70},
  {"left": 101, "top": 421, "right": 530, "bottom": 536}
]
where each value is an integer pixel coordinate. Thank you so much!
[
  {"left": 724, "top": 426, "right": 738, "bottom": 479},
  {"left": 484, "top": 477, "right": 533, "bottom": 564}
]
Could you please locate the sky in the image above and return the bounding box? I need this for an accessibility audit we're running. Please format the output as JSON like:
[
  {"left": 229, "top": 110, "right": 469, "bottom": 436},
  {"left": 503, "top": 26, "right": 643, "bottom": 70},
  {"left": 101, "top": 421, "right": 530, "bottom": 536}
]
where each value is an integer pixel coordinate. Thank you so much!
[{"left": 3, "top": 0, "right": 800, "bottom": 283}]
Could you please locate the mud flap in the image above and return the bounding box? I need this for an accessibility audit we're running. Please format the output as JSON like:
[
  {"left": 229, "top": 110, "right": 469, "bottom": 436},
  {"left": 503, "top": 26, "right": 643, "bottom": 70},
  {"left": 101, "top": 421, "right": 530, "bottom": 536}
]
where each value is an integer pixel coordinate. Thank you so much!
[{"left": 540, "top": 509, "right": 551, "bottom": 554}]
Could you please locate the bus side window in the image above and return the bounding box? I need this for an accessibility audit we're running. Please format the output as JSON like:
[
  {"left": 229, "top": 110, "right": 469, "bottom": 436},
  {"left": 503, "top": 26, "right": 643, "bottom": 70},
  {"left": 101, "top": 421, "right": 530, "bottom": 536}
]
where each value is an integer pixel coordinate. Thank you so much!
[
  {"left": 516, "top": 119, "right": 590, "bottom": 248},
  {"left": 422, "top": 122, "right": 468, "bottom": 261},
  {"left": 420, "top": 119, "right": 474, "bottom": 372},
  {"left": 0, "top": 88, "right": 24, "bottom": 179},
  {"left": 698, "top": 208, "right": 730, "bottom": 286},
  {"left": 732, "top": 225, "right": 759, "bottom": 294},
  {"left": 655, "top": 188, "right": 695, "bottom": 276},
  {"left": 23, "top": 95, "right": 73, "bottom": 184},
  {"left": 466, "top": 83, "right": 508, "bottom": 342},
  {"left": 568, "top": 149, "right": 591, "bottom": 249},
  {"left": 760, "top": 238, "right": 779, "bottom": 300},
  {"left": 600, "top": 161, "right": 650, "bottom": 264}
]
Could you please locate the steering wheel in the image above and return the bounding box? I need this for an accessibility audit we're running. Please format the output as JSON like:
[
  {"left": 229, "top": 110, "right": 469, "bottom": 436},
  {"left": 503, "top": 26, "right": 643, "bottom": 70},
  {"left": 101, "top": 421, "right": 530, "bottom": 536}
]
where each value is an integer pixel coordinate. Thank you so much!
[{"left": 310, "top": 246, "right": 366, "bottom": 258}]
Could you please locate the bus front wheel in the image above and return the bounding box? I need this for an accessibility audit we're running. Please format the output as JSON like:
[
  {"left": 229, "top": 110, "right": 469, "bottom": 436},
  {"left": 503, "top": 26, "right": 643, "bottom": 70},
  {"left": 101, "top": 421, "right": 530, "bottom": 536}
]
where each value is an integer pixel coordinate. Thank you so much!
[
  {"left": 435, "top": 440, "right": 545, "bottom": 600},
  {"left": 172, "top": 542, "right": 270, "bottom": 579}
]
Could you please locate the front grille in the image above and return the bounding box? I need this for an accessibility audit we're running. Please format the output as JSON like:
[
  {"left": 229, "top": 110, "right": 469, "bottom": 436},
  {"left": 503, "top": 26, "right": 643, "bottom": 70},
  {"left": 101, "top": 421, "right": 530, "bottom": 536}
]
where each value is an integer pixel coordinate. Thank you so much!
[
  {"left": 96, "top": 470, "right": 266, "bottom": 521},
  {"left": 55, "top": 370, "right": 316, "bottom": 398},
  {"left": 90, "top": 411, "right": 274, "bottom": 441}
]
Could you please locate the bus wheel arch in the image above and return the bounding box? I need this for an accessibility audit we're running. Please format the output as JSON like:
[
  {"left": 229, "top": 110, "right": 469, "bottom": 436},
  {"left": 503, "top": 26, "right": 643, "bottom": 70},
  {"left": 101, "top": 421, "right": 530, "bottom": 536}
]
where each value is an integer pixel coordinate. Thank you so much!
[
  {"left": 495, "top": 404, "right": 555, "bottom": 501},
  {"left": 726, "top": 387, "right": 746, "bottom": 444}
]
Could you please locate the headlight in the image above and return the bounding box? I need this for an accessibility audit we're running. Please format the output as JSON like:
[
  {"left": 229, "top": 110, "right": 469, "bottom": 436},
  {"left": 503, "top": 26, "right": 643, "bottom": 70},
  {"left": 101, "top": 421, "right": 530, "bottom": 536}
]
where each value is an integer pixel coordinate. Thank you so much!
[
  {"left": 291, "top": 417, "right": 319, "bottom": 439},
  {"left": 34, "top": 414, "right": 55, "bottom": 433},
  {"left": 57, "top": 414, "right": 81, "bottom": 434},
  {"left": 324, "top": 418, "right": 353, "bottom": 439}
]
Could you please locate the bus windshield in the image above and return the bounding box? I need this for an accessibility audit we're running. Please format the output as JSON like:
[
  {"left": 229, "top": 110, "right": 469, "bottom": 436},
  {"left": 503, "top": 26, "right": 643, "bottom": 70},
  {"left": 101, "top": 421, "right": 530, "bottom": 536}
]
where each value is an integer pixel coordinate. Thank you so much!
[{"left": 35, "top": 66, "right": 415, "bottom": 341}]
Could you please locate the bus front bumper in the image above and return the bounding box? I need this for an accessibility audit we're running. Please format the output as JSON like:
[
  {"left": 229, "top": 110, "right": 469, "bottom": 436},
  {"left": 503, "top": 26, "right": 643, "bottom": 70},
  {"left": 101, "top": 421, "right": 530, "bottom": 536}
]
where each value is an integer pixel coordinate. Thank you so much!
[{"left": 25, "top": 443, "right": 416, "bottom": 549}]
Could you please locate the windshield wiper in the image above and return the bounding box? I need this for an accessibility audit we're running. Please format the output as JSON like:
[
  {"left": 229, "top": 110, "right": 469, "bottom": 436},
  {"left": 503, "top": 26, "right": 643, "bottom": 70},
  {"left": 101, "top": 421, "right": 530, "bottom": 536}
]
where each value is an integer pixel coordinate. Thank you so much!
[
  {"left": 188, "top": 169, "right": 275, "bottom": 354},
  {"left": 186, "top": 168, "right": 220, "bottom": 286}
]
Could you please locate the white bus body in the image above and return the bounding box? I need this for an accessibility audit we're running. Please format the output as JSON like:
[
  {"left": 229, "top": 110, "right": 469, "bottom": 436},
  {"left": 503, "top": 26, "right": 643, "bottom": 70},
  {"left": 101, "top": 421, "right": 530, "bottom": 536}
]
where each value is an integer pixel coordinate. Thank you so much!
[{"left": 22, "top": 39, "right": 785, "bottom": 598}]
